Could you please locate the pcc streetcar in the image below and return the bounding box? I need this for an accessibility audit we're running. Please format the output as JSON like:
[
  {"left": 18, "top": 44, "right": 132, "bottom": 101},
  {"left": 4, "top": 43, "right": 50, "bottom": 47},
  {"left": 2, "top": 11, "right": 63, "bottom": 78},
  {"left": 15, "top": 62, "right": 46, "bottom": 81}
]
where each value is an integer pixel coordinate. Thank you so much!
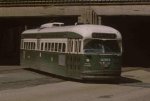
[{"left": 20, "top": 22, "right": 122, "bottom": 80}]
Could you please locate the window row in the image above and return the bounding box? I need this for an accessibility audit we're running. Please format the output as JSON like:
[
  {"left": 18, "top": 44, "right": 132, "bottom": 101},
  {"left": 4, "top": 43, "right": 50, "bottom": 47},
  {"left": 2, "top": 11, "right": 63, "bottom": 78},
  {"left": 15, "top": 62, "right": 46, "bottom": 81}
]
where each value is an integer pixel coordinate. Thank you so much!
[
  {"left": 41, "top": 42, "right": 66, "bottom": 53},
  {"left": 23, "top": 42, "right": 36, "bottom": 50},
  {"left": 68, "top": 39, "right": 81, "bottom": 53},
  {"left": 21, "top": 39, "right": 82, "bottom": 53}
]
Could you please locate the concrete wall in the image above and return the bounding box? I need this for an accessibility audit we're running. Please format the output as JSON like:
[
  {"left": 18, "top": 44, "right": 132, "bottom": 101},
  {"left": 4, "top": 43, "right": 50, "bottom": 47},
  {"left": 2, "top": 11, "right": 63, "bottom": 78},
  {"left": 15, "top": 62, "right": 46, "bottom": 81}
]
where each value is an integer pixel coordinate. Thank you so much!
[{"left": 0, "top": 5, "right": 150, "bottom": 17}]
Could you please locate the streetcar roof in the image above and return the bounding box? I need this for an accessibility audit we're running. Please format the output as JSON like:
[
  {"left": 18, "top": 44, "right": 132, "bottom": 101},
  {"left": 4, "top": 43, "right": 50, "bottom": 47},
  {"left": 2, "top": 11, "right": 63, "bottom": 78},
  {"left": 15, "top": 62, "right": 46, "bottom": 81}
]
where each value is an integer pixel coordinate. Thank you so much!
[{"left": 22, "top": 24, "right": 121, "bottom": 39}]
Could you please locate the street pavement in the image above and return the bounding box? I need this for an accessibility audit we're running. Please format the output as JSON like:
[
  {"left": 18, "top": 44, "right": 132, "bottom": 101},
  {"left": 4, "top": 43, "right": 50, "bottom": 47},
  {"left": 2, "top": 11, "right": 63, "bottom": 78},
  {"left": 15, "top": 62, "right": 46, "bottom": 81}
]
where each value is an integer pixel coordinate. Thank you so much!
[
  {"left": 0, "top": 67, "right": 149, "bottom": 101},
  {"left": 0, "top": 66, "right": 64, "bottom": 91}
]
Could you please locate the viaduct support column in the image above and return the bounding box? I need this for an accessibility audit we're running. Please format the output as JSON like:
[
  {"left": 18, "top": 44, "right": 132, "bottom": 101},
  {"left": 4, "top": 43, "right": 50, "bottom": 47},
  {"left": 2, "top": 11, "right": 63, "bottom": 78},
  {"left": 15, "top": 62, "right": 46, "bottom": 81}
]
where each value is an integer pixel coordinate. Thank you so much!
[{"left": 78, "top": 7, "right": 101, "bottom": 25}]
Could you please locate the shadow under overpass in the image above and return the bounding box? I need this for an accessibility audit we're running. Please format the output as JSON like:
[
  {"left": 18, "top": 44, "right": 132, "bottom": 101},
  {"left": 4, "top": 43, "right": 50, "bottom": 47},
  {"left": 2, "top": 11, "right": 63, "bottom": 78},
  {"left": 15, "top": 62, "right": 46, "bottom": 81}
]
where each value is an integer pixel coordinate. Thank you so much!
[
  {"left": 102, "top": 16, "right": 150, "bottom": 67},
  {"left": 0, "top": 16, "right": 77, "bottom": 65},
  {"left": 1, "top": 16, "right": 150, "bottom": 67}
]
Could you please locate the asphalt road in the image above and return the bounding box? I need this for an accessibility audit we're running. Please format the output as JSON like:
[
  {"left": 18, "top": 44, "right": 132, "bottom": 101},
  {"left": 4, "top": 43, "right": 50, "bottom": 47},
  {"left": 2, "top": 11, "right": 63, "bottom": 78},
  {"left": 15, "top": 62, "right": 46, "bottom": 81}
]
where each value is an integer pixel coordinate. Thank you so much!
[
  {"left": 0, "top": 67, "right": 64, "bottom": 91},
  {"left": 0, "top": 67, "right": 149, "bottom": 101}
]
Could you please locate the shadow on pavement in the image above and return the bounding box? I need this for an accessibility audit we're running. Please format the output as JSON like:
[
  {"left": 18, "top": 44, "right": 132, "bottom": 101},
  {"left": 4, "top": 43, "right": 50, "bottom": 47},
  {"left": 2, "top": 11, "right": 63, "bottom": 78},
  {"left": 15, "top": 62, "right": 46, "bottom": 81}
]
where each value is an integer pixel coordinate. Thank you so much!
[
  {"left": 25, "top": 68, "right": 143, "bottom": 84},
  {"left": 119, "top": 77, "right": 142, "bottom": 84},
  {"left": 78, "top": 76, "right": 142, "bottom": 84},
  {"left": 119, "top": 77, "right": 150, "bottom": 88}
]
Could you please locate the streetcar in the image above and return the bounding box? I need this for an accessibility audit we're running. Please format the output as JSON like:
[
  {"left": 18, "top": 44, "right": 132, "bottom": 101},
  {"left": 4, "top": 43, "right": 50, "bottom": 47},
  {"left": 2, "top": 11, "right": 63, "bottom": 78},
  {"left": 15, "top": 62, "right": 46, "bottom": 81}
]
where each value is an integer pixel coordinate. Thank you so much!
[{"left": 20, "top": 22, "right": 122, "bottom": 80}]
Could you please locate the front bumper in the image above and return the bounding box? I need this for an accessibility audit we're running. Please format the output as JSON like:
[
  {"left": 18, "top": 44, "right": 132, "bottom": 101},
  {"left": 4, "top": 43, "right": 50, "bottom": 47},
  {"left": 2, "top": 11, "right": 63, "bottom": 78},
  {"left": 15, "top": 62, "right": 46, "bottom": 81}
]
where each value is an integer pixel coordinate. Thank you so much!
[{"left": 81, "top": 70, "right": 121, "bottom": 80}]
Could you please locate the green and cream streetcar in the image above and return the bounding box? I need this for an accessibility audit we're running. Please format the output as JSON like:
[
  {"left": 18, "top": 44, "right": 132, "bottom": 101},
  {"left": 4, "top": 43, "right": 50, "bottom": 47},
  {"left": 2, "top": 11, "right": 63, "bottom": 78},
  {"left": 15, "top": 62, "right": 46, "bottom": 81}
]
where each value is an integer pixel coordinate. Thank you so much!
[{"left": 20, "top": 22, "right": 122, "bottom": 80}]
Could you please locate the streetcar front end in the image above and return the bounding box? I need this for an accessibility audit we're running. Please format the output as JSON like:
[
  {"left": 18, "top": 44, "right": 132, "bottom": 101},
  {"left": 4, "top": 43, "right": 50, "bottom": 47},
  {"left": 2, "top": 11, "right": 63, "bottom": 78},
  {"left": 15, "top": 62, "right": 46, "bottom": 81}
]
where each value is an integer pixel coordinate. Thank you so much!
[
  {"left": 81, "top": 33, "right": 122, "bottom": 80},
  {"left": 82, "top": 54, "right": 122, "bottom": 80}
]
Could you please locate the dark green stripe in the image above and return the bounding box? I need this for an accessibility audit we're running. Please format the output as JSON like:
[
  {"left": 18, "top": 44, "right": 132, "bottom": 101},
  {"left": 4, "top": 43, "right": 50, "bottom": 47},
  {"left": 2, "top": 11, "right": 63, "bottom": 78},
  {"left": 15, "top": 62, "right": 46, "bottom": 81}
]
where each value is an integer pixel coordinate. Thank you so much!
[{"left": 22, "top": 32, "right": 83, "bottom": 39}]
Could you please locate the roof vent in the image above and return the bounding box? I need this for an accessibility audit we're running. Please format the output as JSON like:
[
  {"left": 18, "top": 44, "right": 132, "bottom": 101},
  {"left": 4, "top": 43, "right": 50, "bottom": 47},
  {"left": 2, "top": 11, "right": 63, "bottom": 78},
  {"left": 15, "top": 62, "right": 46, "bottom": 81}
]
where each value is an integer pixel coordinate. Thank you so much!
[{"left": 40, "top": 22, "right": 64, "bottom": 28}]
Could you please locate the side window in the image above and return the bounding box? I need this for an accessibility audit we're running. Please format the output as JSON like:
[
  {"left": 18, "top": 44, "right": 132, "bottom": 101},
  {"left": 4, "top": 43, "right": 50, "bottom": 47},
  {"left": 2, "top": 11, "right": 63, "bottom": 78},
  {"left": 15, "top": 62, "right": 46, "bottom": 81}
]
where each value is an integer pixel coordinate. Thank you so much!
[
  {"left": 26, "top": 42, "right": 28, "bottom": 49},
  {"left": 62, "top": 43, "right": 66, "bottom": 52},
  {"left": 33, "top": 43, "right": 36, "bottom": 50},
  {"left": 75, "top": 40, "right": 78, "bottom": 53},
  {"left": 68, "top": 39, "right": 74, "bottom": 53},
  {"left": 45, "top": 43, "right": 48, "bottom": 51},
  {"left": 51, "top": 43, "right": 54, "bottom": 52},
  {"left": 75, "top": 40, "right": 82, "bottom": 53},
  {"left": 23, "top": 41, "right": 36, "bottom": 50},
  {"left": 48, "top": 43, "right": 51, "bottom": 51},
  {"left": 78, "top": 41, "right": 81, "bottom": 52},
  {"left": 71, "top": 40, "right": 74, "bottom": 52},
  {"left": 25, "top": 42, "right": 28, "bottom": 49},
  {"left": 26, "top": 42, "right": 28, "bottom": 50},
  {"left": 41, "top": 43, "right": 44, "bottom": 51},
  {"left": 31, "top": 42, "right": 33, "bottom": 50},
  {"left": 29, "top": 42, "right": 36, "bottom": 50},
  {"left": 55, "top": 43, "right": 58, "bottom": 52},
  {"left": 29, "top": 42, "right": 31, "bottom": 50},
  {"left": 58, "top": 43, "right": 62, "bottom": 52}
]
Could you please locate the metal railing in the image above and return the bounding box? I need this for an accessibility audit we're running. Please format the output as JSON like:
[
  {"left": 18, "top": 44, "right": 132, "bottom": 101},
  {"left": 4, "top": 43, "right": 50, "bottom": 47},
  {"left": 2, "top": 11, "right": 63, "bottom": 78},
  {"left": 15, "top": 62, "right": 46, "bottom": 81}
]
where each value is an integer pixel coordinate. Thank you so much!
[{"left": 0, "top": 0, "right": 150, "bottom": 7}]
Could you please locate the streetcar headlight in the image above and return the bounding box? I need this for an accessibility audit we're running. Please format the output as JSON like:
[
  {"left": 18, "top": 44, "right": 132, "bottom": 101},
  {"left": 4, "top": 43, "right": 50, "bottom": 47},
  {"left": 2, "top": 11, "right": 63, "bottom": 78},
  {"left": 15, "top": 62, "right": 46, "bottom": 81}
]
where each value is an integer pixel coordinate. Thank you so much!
[
  {"left": 86, "top": 59, "right": 90, "bottom": 62},
  {"left": 85, "top": 55, "right": 91, "bottom": 63}
]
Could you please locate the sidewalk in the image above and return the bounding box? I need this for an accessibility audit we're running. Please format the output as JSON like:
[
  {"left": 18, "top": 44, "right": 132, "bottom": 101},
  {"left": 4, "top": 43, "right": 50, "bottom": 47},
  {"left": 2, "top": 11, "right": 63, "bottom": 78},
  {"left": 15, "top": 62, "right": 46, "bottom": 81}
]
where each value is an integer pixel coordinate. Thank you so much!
[
  {"left": 0, "top": 66, "right": 23, "bottom": 71},
  {"left": 121, "top": 67, "right": 143, "bottom": 72}
]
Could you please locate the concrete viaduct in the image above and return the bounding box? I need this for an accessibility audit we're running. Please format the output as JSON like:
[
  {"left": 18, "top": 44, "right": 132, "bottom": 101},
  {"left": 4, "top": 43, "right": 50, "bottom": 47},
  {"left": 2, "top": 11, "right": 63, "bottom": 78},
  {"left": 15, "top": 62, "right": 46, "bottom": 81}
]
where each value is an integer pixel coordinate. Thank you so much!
[{"left": 0, "top": 1, "right": 150, "bottom": 67}]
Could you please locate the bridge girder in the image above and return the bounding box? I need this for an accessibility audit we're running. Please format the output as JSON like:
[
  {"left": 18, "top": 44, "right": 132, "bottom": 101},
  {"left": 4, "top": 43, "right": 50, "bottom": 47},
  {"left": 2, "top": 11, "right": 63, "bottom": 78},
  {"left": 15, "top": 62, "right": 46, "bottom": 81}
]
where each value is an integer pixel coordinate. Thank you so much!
[{"left": 0, "top": 5, "right": 150, "bottom": 17}]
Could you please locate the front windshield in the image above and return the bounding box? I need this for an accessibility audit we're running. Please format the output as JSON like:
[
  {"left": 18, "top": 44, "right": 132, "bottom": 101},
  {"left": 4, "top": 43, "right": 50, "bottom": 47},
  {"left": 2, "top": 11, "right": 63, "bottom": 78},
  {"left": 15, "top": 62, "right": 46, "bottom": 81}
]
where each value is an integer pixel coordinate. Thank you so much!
[{"left": 84, "top": 39, "right": 121, "bottom": 54}]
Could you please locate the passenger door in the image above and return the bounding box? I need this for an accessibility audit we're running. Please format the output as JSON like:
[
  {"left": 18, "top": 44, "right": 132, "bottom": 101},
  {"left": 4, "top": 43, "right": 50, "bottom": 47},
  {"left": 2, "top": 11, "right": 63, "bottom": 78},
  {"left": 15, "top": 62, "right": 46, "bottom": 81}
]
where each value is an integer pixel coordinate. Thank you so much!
[{"left": 66, "top": 39, "right": 81, "bottom": 79}]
